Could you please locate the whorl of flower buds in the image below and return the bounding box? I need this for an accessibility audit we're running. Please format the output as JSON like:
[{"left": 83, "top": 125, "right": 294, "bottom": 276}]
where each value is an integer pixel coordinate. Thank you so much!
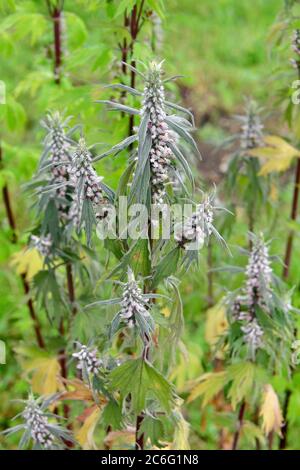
[
  {"left": 22, "top": 399, "right": 55, "bottom": 449},
  {"left": 120, "top": 269, "right": 150, "bottom": 328},
  {"left": 42, "top": 112, "right": 72, "bottom": 198},
  {"left": 240, "top": 102, "right": 264, "bottom": 151},
  {"left": 69, "top": 138, "right": 105, "bottom": 226},
  {"left": 230, "top": 235, "right": 273, "bottom": 357},
  {"left": 72, "top": 344, "right": 102, "bottom": 375},
  {"left": 30, "top": 234, "right": 53, "bottom": 258},
  {"left": 241, "top": 318, "right": 264, "bottom": 357},
  {"left": 70, "top": 138, "right": 103, "bottom": 203},
  {"left": 175, "top": 196, "right": 214, "bottom": 250},
  {"left": 291, "top": 29, "right": 300, "bottom": 70},
  {"left": 245, "top": 235, "right": 272, "bottom": 315},
  {"left": 141, "top": 62, "right": 174, "bottom": 204}
]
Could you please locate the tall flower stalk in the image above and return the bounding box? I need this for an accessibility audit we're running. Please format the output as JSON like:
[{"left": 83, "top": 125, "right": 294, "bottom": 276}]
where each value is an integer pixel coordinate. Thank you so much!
[
  {"left": 225, "top": 234, "right": 295, "bottom": 449},
  {"left": 3, "top": 394, "right": 71, "bottom": 450},
  {"left": 96, "top": 61, "right": 223, "bottom": 450},
  {"left": 226, "top": 100, "right": 266, "bottom": 243},
  {"left": 279, "top": 28, "right": 300, "bottom": 450}
]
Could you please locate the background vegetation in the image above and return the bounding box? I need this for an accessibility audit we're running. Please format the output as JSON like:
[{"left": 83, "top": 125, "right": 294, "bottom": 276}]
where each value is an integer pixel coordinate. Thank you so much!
[{"left": 1, "top": 0, "right": 300, "bottom": 450}]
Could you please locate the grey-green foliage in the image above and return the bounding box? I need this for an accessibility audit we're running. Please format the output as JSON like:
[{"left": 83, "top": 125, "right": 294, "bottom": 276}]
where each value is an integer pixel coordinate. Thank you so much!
[{"left": 98, "top": 61, "right": 198, "bottom": 206}]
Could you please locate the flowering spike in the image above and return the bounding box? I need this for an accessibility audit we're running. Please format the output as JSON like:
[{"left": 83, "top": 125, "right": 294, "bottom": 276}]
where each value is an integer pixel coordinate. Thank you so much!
[
  {"left": 72, "top": 343, "right": 102, "bottom": 375},
  {"left": 239, "top": 101, "right": 264, "bottom": 151},
  {"left": 175, "top": 193, "right": 218, "bottom": 251},
  {"left": 69, "top": 137, "right": 106, "bottom": 228},
  {"left": 22, "top": 397, "right": 55, "bottom": 449},
  {"left": 231, "top": 234, "right": 273, "bottom": 357},
  {"left": 30, "top": 234, "right": 53, "bottom": 258},
  {"left": 118, "top": 270, "right": 154, "bottom": 341},
  {"left": 41, "top": 111, "right": 72, "bottom": 198},
  {"left": 290, "top": 29, "right": 300, "bottom": 70},
  {"left": 141, "top": 62, "right": 174, "bottom": 204}
]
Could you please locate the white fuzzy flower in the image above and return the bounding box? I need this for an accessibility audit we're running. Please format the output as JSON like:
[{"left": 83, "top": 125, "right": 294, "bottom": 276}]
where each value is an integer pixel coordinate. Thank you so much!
[
  {"left": 42, "top": 112, "right": 72, "bottom": 198},
  {"left": 241, "top": 319, "right": 264, "bottom": 358},
  {"left": 141, "top": 62, "right": 174, "bottom": 204},
  {"left": 245, "top": 235, "right": 272, "bottom": 314},
  {"left": 23, "top": 400, "right": 55, "bottom": 449},
  {"left": 72, "top": 344, "right": 102, "bottom": 375},
  {"left": 239, "top": 102, "right": 264, "bottom": 151},
  {"left": 120, "top": 269, "right": 150, "bottom": 328},
  {"left": 30, "top": 234, "right": 53, "bottom": 257},
  {"left": 68, "top": 138, "right": 105, "bottom": 227},
  {"left": 232, "top": 235, "right": 273, "bottom": 357},
  {"left": 175, "top": 195, "right": 215, "bottom": 250}
]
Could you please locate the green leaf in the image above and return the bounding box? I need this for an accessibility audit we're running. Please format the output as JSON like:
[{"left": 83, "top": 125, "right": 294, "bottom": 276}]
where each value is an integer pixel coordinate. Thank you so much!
[
  {"left": 41, "top": 199, "right": 60, "bottom": 245},
  {"left": 129, "top": 131, "right": 151, "bottom": 204},
  {"left": 96, "top": 100, "right": 139, "bottom": 115},
  {"left": 109, "top": 358, "right": 176, "bottom": 415},
  {"left": 152, "top": 247, "right": 180, "bottom": 288},
  {"left": 227, "top": 362, "right": 257, "bottom": 409},
  {"left": 114, "top": 0, "right": 136, "bottom": 18},
  {"left": 188, "top": 371, "right": 227, "bottom": 406},
  {"left": 169, "top": 142, "right": 194, "bottom": 190},
  {"left": 0, "top": 98, "right": 26, "bottom": 132},
  {"left": 104, "top": 83, "right": 142, "bottom": 97},
  {"left": 116, "top": 160, "right": 135, "bottom": 197},
  {"left": 81, "top": 198, "right": 96, "bottom": 246},
  {"left": 166, "top": 116, "right": 201, "bottom": 159},
  {"left": 139, "top": 415, "right": 165, "bottom": 447},
  {"left": 65, "top": 12, "right": 88, "bottom": 49},
  {"left": 93, "top": 134, "right": 138, "bottom": 162},
  {"left": 102, "top": 400, "right": 123, "bottom": 430},
  {"left": 165, "top": 101, "right": 194, "bottom": 126}
]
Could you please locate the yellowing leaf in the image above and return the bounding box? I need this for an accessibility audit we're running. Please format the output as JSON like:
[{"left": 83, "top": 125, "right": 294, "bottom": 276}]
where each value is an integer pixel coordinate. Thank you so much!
[
  {"left": 11, "top": 247, "right": 43, "bottom": 281},
  {"left": 60, "top": 378, "right": 94, "bottom": 402},
  {"left": 171, "top": 411, "right": 190, "bottom": 450},
  {"left": 248, "top": 135, "right": 300, "bottom": 175},
  {"left": 161, "top": 306, "right": 171, "bottom": 317},
  {"left": 205, "top": 302, "right": 228, "bottom": 359},
  {"left": 269, "top": 182, "right": 278, "bottom": 202},
  {"left": 104, "top": 427, "right": 135, "bottom": 450},
  {"left": 24, "top": 357, "right": 62, "bottom": 396},
  {"left": 170, "top": 344, "right": 203, "bottom": 392},
  {"left": 260, "top": 384, "right": 283, "bottom": 437},
  {"left": 76, "top": 406, "right": 101, "bottom": 449},
  {"left": 188, "top": 371, "right": 227, "bottom": 406},
  {"left": 241, "top": 421, "right": 266, "bottom": 448},
  {"left": 227, "top": 362, "right": 256, "bottom": 409}
]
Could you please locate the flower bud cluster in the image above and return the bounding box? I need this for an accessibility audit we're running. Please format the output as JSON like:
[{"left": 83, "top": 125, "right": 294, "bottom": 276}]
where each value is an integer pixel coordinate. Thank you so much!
[
  {"left": 23, "top": 400, "right": 54, "bottom": 449},
  {"left": 30, "top": 234, "right": 53, "bottom": 258},
  {"left": 72, "top": 344, "right": 102, "bottom": 375},
  {"left": 142, "top": 62, "right": 174, "bottom": 204},
  {"left": 120, "top": 273, "right": 150, "bottom": 328}
]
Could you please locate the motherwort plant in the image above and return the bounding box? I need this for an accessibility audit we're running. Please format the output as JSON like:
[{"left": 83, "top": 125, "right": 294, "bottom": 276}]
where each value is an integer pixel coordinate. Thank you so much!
[
  {"left": 227, "top": 234, "right": 294, "bottom": 360},
  {"left": 68, "top": 137, "right": 111, "bottom": 239},
  {"left": 98, "top": 60, "right": 197, "bottom": 207},
  {"left": 226, "top": 100, "right": 268, "bottom": 236},
  {"left": 3, "top": 395, "right": 71, "bottom": 450},
  {"left": 229, "top": 234, "right": 273, "bottom": 358},
  {"left": 189, "top": 233, "right": 295, "bottom": 450},
  {"left": 5, "top": 60, "right": 225, "bottom": 451},
  {"left": 89, "top": 61, "right": 226, "bottom": 450}
]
